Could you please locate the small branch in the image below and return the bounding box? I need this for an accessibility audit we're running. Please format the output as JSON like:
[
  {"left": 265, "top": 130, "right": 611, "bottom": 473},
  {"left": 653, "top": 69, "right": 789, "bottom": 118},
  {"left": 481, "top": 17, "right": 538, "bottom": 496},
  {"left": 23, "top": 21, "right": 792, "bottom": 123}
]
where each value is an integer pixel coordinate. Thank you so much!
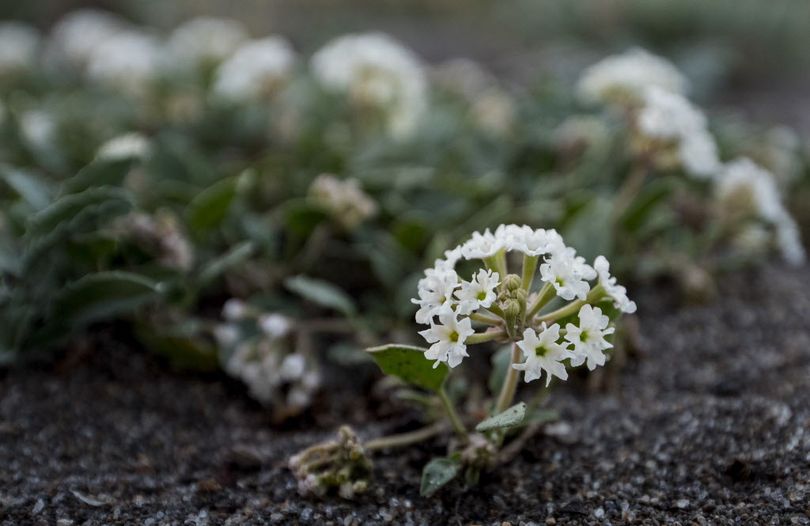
[{"left": 364, "top": 422, "right": 447, "bottom": 452}]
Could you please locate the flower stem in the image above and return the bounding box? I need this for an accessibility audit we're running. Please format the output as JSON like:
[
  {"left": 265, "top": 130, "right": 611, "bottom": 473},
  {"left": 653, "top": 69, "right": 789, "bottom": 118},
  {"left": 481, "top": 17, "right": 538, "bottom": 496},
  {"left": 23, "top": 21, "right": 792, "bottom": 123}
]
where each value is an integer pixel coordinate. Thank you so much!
[
  {"left": 526, "top": 282, "right": 555, "bottom": 319},
  {"left": 466, "top": 330, "right": 506, "bottom": 345},
  {"left": 364, "top": 422, "right": 446, "bottom": 452},
  {"left": 438, "top": 387, "right": 468, "bottom": 439},
  {"left": 536, "top": 299, "right": 584, "bottom": 325},
  {"left": 521, "top": 254, "right": 539, "bottom": 291},
  {"left": 470, "top": 312, "right": 502, "bottom": 326},
  {"left": 494, "top": 342, "right": 521, "bottom": 414}
]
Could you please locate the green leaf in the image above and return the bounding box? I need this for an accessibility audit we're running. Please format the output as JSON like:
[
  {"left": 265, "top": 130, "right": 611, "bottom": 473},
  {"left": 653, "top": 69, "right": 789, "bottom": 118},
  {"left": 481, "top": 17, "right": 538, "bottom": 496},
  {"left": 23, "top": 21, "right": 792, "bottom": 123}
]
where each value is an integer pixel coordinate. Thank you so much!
[
  {"left": 476, "top": 402, "right": 527, "bottom": 432},
  {"left": 186, "top": 176, "right": 238, "bottom": 232},
  {"left": 198, "top": 241, "right": 254, "bottom": 285},
  {"left": 27, "top": 186, "right": 132, "bottom": 237},
  {"left": 525, "top": 407, "right": 560, "bottom": 426},
  {"left": 52, "top": 271, "right": 162, "bottom": 327},
  {"left": 366, "top": 344, "right": 448, "bottom": 392},
  {"left": 420, "top": 457, "right": 461, "bottom": 497},
  {"left": 134, "top": 320, "right": 219, "bottom": 372},
  {"left": 0, "top": 165, "right": 53, "bottom": 210},
  {"left": 284, "top": 275, "right": 355, "bottom": 316},
  {"left": 62, "top": 158, "right": 136, "bottom": 194}
]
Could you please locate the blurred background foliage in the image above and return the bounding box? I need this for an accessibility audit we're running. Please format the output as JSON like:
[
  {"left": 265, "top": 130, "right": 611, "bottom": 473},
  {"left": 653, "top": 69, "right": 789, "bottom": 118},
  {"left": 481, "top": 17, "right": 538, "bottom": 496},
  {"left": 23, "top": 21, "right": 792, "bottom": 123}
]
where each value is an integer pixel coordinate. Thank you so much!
[{"left": 0, "top": 0, "right": 808, "bottom": 417}]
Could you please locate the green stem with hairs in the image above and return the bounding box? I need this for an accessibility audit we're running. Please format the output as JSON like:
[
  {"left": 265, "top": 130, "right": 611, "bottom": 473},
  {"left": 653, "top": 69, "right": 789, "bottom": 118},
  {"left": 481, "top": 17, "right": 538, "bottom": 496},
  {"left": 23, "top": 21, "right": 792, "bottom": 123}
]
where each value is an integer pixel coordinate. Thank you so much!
[
  {"left": 466, "top": 330, "right": 506, "bottom": 345},
  {"left": 494, "top": 342, "right": 522, "bottom": 414},
  {"left": 438, "top": 387, "right": 468, "bottom": 439},
  {"left": 526, "top": 282, "right": 555, "bottom": 319},
  {"left": 470, "top": 312, "right": 502, "bottom": 326},
  {"left": 521, "top": 254, "right": 539, "bottom": 291},
  {"left": 364, "top": 422, "right": 446, "bottom": 452}
]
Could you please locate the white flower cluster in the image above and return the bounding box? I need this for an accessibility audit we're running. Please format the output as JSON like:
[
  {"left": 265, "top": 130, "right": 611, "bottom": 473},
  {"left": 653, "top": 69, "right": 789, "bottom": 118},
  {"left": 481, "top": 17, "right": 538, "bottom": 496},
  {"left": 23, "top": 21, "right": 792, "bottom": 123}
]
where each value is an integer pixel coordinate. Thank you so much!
[
  {"left": 0, "top": 22, "right": 40, "bottom": 75},
  {"left": 86, "top": 30, "right": 163, "bottom": 96},
  {"left": 167, "top": 17, "right": 249, "bottom": 71},
  {"left": 715, "top": 158, "right": 805, "bottom": 265},
  {"left": 212, "top": 37, "right": 296, "bottom": 101},
  {"left": 577, "top": 48, "right": 687, "bottom": 104},
  {"left": 308, "top": 174, "right": 378, "bottom": 230},
  {"left": 44, "top": 9, "right": 124, "bottom": 70},
  {"left": 413, "top": 224, "right": 635, "bottom": 385},
  {"left": 216, "top": 300, "right": 321, "bottom": 414},
  {"left": 636, "top": 87, "right": 720, "bottom": 179},
  {"left": 311, "top": 32, "right": 427, "bottom": 138}
]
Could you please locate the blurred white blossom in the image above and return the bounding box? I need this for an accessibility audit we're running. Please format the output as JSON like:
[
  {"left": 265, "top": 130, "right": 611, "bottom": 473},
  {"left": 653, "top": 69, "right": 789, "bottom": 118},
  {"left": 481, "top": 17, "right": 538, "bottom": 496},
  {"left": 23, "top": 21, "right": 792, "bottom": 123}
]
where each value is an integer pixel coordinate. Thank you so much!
[
  {"left": 167, "top": 17, "right": 249, "bottom": 71},
  {"left": 96, "top": 132, "right": 151, "bottom": 161},
  {"left": 45, "top": 9, "right": 124, "bottom": 70},
  {"left": 308, "top": 174, "right": 377, "bottom": 229},
  {"left": 213, "top": 37, "right": 296, "bottom": 101},
  {"left": 578, "top": 48, "right": 687, "bottom": 104},
  {"left": 311, "top": 32, "right": 427, "bottom": 138},
  {"left": 87, "top": 30, "right": 162, "bottom": 96},
  {"left": 0, "top": 22, "right": 40, "bottom": 75}
]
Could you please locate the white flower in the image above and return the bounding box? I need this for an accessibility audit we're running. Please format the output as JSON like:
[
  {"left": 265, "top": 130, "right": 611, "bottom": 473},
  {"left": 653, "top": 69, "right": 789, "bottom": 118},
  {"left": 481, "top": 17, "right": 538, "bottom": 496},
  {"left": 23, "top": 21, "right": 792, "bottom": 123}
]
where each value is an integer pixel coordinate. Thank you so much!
[
  {"left": 96, "top": 132, "right": 151, "bottom": 161},
  {"left": 577, "top": 48, "right": 687, "bottom": 104},
  {"left": 593, "top": 255, "right": 637, "bottom": 313},
  {"left": 259, "top": 313, "right": 292, "bottom": 339},
  {"left": 715, "top": 158, "right": 784, "bottom": 223},
  {"left": 775, "top": 214, "right": 806, "bottom": 266},
  {"left": 44, "top": 9, "right": 124, "bottom": 69},
  {"left": 86, "top": 30, "right": 162, "bottom": 95},
  {"left": 679, "top": 130, "right": 720, "bottom": 179},
  {"left": 19, "top": 110, "right": 56, "bottom": 150},
  {"left": 212, "top": 37, "right": 296, "bottom": 101},
  {"left": 279, "top": 353, "right": 306, "bottom": 381},
  {"left": 637, "top": 87, "right": 720, "bottom": 179},
  {"left": 460, "top": 229, "right": 503, "bottom": 260},
  {"left": 223, "top": 298, "right": 248, "bottom": 321},
  {"left": 513, "top": 324, "right": 572, "bottom": 386},
  {"left": 565, "top": 305, "right": 614, "bottom": 370},
  {"left": 638, "top": 87, "right": 706, "bottom": 140},
  {"left": 213, "top": 324, "right": 240, "bottom": 348},
  {"left": 512, "top": 226, "right": 565, "bottom": 257},
  {"left": 0, "top": 22, "right": 40, "bottom": 75},
  {"left": 308, "top": 174, "right": 377, "bottom": 229},
  {"left": 418, "top": 309, "right": 474, "bottom": 368},
  {"left": 167, "top": 17, "right": 249, "bottom": 70},
  {"left": 455, "top": 268, "right": 500, "bottom": 315},
  {"left": 412, "top": 267, "right": 460, "bottom": 324},
  {"left": 539, "top": 247, "right": 596, "bottom": 301},
  {"left": 311, "top": 32, "right": 426, "bottom": 138}
]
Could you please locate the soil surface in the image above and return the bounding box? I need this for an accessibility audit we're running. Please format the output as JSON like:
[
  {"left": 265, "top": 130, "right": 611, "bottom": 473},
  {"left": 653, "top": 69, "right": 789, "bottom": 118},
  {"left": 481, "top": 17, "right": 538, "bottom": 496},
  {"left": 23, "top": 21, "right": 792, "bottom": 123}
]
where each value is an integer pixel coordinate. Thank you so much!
[{"left": 2, "top": 264, "right": 810, "bottom": 525}]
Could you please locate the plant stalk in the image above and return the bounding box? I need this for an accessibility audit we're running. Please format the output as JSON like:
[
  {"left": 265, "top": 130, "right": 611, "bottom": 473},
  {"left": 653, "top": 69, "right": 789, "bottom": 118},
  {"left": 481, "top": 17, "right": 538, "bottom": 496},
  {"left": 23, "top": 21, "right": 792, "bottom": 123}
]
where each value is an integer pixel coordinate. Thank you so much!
[
  {"left": 494, "top": 342, "right": 521, "bottom": 414},
  {"left": 438, "top": 387, "right": 468, "bottom": 439},
  {"left": 364, "top": 422, "right": 446, "bottom": 452}
]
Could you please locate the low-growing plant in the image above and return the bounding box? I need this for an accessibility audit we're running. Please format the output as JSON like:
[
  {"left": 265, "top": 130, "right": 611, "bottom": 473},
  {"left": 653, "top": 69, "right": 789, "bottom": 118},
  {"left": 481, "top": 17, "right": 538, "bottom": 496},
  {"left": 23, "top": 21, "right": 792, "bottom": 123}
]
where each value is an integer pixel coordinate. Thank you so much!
[{"left": 290, "top": 224, "right": 636, "bottom": 496}]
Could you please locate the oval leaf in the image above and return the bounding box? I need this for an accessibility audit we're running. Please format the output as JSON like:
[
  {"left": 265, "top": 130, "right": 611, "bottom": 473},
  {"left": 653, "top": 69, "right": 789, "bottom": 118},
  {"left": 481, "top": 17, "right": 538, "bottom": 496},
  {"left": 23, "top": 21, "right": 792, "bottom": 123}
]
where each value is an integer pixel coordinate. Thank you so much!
[
  {"left": 366, "top": 344, "right": 447, "bottom": 392},
  {"left": 420, "top": 457, "right": 460, "bottom": 497},
  {"left": 53, "top": 271, "right": 161, "bottom": 327},
  {"left": 27, "top": 187, "right": 132, "bottom": 237},
  {"left": 476, "top": 402, "right": 527, "bottom": 432},
  {"left": 285, "top": 275, "right": 355, "bottom": 316},
  {"left": 186, "top": 176, "right": 237, "bottom": 232}
]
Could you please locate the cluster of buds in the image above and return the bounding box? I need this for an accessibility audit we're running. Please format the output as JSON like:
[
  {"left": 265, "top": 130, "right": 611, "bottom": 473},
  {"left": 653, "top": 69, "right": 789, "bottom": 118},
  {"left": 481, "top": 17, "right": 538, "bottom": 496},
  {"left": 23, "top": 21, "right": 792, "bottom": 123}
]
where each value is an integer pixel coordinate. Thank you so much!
[
  {"left": 308, "top": 174, "right": 378, "bottom": 230},
  {"left": 412, "top": 224, "right": 636, "bottom": 386},
  {"left": 288, "top": 426, "right": 372, "bottom": 499},
  {"left": 215, "top": 299, "right": 321, "bottom": 420}
]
